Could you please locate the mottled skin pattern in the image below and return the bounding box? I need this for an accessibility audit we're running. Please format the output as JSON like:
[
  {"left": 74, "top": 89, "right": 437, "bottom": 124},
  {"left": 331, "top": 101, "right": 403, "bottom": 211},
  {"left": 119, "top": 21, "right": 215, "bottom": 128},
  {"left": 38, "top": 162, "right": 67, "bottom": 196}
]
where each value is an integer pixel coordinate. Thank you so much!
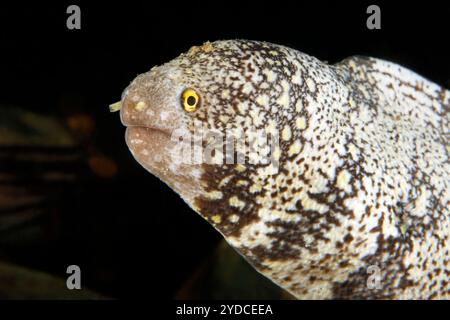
[{"left": 118, "top": 40, "right": 450, "bottom": 299}]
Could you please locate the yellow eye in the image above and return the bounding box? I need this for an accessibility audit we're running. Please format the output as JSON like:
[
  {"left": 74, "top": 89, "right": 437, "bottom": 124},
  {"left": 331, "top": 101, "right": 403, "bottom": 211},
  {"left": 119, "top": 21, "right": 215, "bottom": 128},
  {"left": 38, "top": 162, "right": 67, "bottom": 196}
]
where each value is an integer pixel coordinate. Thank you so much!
[{"left": 182, "top": 88, "right": 200, "bottom": 112}]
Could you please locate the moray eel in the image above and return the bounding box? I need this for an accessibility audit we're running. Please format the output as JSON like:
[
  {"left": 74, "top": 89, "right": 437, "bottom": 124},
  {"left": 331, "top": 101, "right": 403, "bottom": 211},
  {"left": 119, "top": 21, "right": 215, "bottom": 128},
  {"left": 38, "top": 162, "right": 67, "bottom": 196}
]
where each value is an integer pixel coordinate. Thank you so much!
[{"left": 115, "top": 40, "right": 449, "bottom": 299}]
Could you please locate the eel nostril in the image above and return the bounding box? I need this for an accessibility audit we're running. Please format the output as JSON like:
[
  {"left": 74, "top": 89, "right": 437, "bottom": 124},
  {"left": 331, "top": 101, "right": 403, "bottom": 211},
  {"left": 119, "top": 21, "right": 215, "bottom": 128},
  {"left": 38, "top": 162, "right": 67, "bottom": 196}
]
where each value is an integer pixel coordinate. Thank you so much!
[{"left": 109, "top": 101, "right": 122, "bottom": 112}]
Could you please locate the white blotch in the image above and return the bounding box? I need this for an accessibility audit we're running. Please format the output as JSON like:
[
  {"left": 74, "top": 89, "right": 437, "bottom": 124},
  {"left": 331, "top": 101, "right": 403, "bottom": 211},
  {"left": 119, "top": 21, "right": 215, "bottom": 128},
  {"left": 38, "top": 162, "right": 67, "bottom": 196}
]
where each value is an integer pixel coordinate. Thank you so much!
[
  {"left": 295, "top": 99, "right": 303, "bottom": 112},
  {"left": 135, "top": 101, "right": 147, "bottom": 111},
  {"left": 277, "top": 80, "right": 290, "bottom": 108},
  {"left": 256, "top": 94, "right": 270, "bottom": 107},
  {"left": 229, "top": 196, "right": 245, "bottom": 210},
  {"left": 263, "top": 69, "right": 277, "bottom": 83},
  {"left": 296, "top": 116, "right": 307, "bottom": 130},
  {"left": 288, "top": 140, "right": 302, "bottom": 156},
  {"left": 131, "top": 139, "right": 144, "bottom": 145},
  {"left": 306, "top": 78, "right": 316, "bottom": 93},
  {"left": 282, "top": 125, "right": 292, "bottom": 141},
  {"left": 242, "top": 82, "right": 253, "bottom": 95},
  {"left": 336, "top": 169, "right": 352, "bottom": 193}
]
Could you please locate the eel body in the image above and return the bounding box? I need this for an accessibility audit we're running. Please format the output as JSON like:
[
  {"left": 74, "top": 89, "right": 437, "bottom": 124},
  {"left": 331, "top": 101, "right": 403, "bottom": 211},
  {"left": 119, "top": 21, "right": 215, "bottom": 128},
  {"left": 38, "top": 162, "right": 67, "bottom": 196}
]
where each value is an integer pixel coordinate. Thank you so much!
[{"left": 116, "top": 40, "right": 449, "bottom": 299}]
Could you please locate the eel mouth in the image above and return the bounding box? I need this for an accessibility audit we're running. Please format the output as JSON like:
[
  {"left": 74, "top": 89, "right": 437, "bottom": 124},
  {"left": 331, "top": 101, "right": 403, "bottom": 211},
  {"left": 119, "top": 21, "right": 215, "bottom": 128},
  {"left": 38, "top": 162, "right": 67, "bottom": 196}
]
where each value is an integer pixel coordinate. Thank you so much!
[
  {"left": 124, "top": 125, "right": 205, "bottom": 206},
  {"left": 124, "top": 125, "right": 172, "bottom": 139},
  {"left": 124, "top": 125, "right": 173, "bottom": 172}
]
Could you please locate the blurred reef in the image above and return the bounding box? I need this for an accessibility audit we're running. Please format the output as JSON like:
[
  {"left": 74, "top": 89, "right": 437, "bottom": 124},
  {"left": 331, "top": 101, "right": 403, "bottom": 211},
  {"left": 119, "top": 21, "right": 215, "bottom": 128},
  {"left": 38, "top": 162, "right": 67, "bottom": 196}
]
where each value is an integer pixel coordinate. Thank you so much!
[{"left": 0, "top": 106, "right": 287, "bottom": 299}]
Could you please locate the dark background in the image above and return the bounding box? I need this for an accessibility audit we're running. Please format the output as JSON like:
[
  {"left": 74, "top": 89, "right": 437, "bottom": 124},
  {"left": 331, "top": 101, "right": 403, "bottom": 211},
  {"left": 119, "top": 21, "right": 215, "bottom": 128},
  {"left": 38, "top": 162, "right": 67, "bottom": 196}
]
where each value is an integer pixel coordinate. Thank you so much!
[{"left": 0, "top": 1, "right": 448, "bottom": 299}]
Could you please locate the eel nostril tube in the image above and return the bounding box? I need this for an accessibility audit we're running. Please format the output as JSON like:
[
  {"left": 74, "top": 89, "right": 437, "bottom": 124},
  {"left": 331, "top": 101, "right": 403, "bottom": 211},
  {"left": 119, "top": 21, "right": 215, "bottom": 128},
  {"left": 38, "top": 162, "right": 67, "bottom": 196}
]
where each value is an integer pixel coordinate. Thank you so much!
[{"left": 109, "top": 101, "right": 122, "bottom": 112}]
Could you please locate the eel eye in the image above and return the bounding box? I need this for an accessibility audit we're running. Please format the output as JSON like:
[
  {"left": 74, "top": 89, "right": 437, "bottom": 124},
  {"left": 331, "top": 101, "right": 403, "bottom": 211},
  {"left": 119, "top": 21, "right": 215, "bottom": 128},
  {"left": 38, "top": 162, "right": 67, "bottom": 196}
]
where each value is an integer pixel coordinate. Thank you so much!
[{"left": 182, "top": 88, "right": 200, "bottom": 113}]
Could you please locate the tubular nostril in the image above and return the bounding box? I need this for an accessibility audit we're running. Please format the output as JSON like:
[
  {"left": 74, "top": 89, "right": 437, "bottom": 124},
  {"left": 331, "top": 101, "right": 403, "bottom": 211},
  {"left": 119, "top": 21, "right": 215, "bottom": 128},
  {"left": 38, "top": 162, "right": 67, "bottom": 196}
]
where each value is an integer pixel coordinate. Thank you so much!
[{"left": 109, "top": 101, "right": 121, "bottom": 112}]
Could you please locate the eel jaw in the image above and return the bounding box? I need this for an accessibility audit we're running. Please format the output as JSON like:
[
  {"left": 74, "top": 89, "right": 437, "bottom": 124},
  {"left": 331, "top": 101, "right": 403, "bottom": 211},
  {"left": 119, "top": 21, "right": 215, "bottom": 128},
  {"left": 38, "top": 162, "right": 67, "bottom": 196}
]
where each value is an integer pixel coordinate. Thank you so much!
[{"left": 124, "top": 125, "right": 205, "bottom": 207}]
